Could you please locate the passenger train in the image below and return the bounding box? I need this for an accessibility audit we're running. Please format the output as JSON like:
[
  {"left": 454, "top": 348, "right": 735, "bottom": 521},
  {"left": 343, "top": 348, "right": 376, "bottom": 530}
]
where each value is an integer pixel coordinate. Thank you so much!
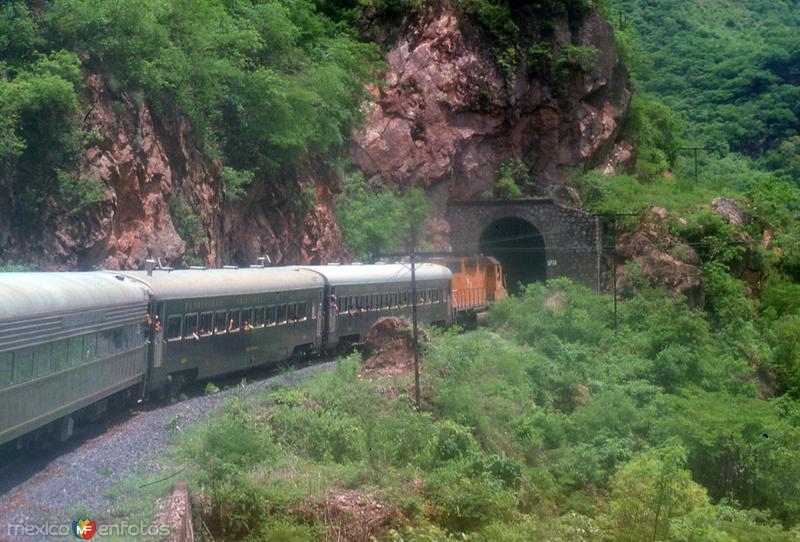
[{"left": 0, "top": 263, "right": 453, "bottom": 448}]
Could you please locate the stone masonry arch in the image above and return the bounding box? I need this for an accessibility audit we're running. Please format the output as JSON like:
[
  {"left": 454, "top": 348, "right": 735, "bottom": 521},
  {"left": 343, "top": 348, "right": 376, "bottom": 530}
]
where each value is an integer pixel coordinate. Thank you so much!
[{"left": 446, "top": 199, "right": 601, "bottom": 290}]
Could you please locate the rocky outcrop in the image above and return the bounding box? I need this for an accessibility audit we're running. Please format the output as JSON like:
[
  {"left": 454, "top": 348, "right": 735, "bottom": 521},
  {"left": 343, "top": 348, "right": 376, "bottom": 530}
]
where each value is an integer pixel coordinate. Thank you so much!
[
  {"left": 351, "top": 2, "right": 631, "bottom": 202},
  {"left": 1, "top": 73, "right": 345, "bottom": 270},
  {"left": 615, "top": 207, "right": 703, "bottom": 306},
  {"left": 712, "top": 197, "right": 747, "bottom": 227}
]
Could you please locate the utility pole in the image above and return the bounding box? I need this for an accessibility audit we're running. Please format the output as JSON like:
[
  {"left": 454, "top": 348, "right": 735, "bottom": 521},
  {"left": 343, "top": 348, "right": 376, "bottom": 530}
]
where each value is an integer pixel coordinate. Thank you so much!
[
  {"left": 410, "top": 221, "right": 421, "bottom": 411},
  {"left": 597, "top": 212, "right": 639, "bottom": 333},
  {"left": 612, "top": 216, "right": 618, "bottom": 334},
  {"left": 680, "top": 146, "right": 709, "bottom": 183}
]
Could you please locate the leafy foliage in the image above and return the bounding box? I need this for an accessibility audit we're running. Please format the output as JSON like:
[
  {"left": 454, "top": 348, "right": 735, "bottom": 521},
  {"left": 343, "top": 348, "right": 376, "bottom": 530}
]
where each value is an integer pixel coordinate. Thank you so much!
[
  {"left": 0, "top": 0, "right": 381, "bottom": 222},
  {"left": 614, "top": 0, "right": 800, "bottom": 179},
  {"left": 335, "top": 172, "right": 430, "bottom": 261}
]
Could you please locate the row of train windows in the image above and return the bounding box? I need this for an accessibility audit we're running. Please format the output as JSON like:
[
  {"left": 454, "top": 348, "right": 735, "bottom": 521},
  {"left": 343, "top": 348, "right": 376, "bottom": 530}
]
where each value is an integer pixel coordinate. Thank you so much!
[
  {"left": 0, "top": 325, "right": 143, "bottom": 389},
  {"left": 166, "top": 302, "right": 312, "bottom": 342},
  {"left": 336, "top": 288, "right": 445, "bottom": 313}
]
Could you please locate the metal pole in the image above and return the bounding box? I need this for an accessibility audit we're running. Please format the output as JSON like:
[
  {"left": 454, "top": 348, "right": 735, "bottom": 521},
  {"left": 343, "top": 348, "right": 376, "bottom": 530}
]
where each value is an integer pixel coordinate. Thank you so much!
[
  {"left": 410, "top": 227, "right": 421, "bottom": 411},
  {"left": 680, "top": 147, "right": 708, "bottom": 183},
  {"left": 612, "top": 216, "right": 618, "bottom": 334}
]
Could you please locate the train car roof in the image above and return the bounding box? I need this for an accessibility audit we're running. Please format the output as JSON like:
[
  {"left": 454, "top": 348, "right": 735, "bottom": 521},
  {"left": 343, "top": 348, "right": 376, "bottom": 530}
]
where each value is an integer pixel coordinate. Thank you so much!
[
  {"left": 114, "top": 267, "right": 324, "bottom": 300},
  {"left": 0, "top": 272, "right": 149, "bottom": 322},
  {"left": 300, "top": 263, "right": 451, "bottom": 286}
]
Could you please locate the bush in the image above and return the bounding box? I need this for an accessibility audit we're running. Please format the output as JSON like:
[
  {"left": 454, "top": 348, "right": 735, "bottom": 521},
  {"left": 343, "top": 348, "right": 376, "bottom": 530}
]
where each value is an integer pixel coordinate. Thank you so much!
[
  {"left": 335, "top": 172, "right": 430, "bottom": 261},
  {"left": 269, "top": 406, "right": 366, "bottom": 463},
  {"left": 221, "top": 166, "right": 254, "bottom": 203},
  {"left": 431, "top": 421, "right": 480, "bottom": 463},
  {"left": 426, "top": 471, "right": 516, "bottom": 534}
]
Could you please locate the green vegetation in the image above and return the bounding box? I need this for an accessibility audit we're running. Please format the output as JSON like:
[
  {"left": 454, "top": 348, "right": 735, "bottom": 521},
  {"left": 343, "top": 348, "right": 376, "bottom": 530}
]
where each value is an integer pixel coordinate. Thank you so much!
[
  {"left": 106, "top": 275, "right": 797, "bottom": 539},
  {"left": 613, "top": 0, "right": 800, "bottom": 182},
  {"left": 335, "top": 172, "right": 430, "bottom": 261},
  {"left": 457, "top": 0, "right": 606, "bottom": 88},
  {"left": 167, "top": 194, "right": 206, "bottom": 261},
  {"left": 487, "top": 159, "right": 532, "bottom": 199},
  {"left": 0, "top": 0, "right": 383, "bottom": 224}
]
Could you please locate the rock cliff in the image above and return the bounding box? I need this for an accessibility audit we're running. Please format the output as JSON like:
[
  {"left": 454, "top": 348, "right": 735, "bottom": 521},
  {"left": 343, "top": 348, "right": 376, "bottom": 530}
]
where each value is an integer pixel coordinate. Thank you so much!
[
  {"left": 351, "top": 2, "right": 631, "bottom": 204},
  {"left": 1, "top": 73, "right": 345, "bottom": 270},
  {"left": 2, "top": 1, "right": 630, "bottom": 270}
]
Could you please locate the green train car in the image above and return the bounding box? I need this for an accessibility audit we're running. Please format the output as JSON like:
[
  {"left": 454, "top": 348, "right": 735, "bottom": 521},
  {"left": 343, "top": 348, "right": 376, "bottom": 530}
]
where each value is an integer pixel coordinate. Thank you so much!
[
  {"left": 117, "top": 268, "right": 326, "bottom": 397},
  {"left": 0, "top": 263, "right": 452, "bottom": 448},
  {"left": 0, "top": 273, "right": 149, "bottom": 446}
]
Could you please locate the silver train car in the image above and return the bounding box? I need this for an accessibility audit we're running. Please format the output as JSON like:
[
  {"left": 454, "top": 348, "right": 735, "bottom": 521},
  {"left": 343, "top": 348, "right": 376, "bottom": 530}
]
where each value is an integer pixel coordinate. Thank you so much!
[{"left": 0, "top": 263, "right": 452, "bottom": 447}]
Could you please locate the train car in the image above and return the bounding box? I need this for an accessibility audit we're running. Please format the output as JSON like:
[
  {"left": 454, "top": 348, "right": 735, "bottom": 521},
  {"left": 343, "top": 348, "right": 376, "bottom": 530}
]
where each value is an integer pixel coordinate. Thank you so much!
[
  {"left": 302, "top": 263, "right": 452, "bottom": 351},
  {"left": 428, "top": 256, "right": 507, "bottom": 325},
  {"left": 0, "top": 272, "right": 149, "bottom": 446},
  {"left": 116, "top": 268, "right": 326, "bottom": 397}
]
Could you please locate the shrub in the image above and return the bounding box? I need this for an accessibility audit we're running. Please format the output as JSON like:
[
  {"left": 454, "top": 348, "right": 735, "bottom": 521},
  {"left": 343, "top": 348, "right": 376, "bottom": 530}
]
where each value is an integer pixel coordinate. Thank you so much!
[
  {"left": 426, "top": 471, "right": 516, "bottom": 534},
  {"left": 221, "top": 166, "right": 254, "bottom": 203},
  {"left": 431, "top": 421, "right": 480, "bottom": 463},
  {"left": 269, "top": 406, "right": 366, "bottom": 463}
]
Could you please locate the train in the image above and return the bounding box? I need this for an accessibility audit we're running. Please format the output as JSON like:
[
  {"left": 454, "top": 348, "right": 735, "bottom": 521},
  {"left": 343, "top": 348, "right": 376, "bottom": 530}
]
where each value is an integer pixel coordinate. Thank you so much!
[{"left": 0, "top": 257, "right": 506, "bottom": 449}]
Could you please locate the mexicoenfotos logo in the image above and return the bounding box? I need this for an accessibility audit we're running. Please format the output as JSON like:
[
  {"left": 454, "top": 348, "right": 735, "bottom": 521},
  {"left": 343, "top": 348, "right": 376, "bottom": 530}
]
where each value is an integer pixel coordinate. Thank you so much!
[{"left": 71, "top": 518, "right": 97, "bottom": 539}]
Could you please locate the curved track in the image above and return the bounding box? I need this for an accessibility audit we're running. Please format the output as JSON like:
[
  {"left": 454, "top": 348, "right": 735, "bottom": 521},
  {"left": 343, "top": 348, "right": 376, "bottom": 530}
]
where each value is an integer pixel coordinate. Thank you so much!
[{"left": 0, "top": 360, "right": 335, "bottom": 541}]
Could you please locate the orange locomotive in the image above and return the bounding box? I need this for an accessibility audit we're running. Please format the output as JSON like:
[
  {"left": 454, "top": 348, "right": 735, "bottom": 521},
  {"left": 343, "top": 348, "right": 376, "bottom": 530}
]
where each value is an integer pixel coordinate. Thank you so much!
[{"left": 427, "top": 255, "right": 507, "bottom": 326}]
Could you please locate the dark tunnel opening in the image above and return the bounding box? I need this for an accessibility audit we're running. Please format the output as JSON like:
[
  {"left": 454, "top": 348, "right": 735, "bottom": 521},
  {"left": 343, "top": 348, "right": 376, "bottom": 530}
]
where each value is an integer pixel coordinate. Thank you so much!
[{"left": 479, "top": 217, "right": 546, "bottom": 294}]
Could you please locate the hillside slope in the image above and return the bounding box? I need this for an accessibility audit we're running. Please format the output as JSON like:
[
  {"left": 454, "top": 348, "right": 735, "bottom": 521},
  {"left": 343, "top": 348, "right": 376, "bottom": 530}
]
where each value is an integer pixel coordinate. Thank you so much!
[{"left": 0, "top": 0, "right": 630, "bottom": 270}]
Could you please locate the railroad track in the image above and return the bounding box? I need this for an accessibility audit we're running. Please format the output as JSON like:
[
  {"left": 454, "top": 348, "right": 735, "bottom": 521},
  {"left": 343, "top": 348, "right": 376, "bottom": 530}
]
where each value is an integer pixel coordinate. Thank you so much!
[{"left": 0, "top": 357, "right": 336, "bottom": 504}]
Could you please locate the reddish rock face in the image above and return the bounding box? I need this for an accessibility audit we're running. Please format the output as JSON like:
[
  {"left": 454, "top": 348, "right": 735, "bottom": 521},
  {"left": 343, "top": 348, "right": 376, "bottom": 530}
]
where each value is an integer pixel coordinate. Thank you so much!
[
  {"left": 615, "top": 208, "right": 703, "bottom": 306},
  {"left": 351, "top": 4, "right": 631, "bottom": 199},
  {"left": 2, "top": 73, "right": 345, "bottom": 270}
]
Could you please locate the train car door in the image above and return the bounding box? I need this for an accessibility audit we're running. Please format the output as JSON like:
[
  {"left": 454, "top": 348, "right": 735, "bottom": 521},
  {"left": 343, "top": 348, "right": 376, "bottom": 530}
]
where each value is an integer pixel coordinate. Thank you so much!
[
  {"left": 153, "top": 302, "right": 165, "bottom": 369},
  {"left": 315, "top": 291, "right": 323, "bottom": 347},
  {"left": 328, "top": 287, "right": 337, "bottom": 335}
]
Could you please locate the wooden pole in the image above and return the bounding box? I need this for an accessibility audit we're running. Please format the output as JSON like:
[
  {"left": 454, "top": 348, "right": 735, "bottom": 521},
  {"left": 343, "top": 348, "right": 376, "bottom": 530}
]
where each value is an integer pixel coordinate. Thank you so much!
[{"left": 410, "top": 224, "right": 421, "bottom": 411}]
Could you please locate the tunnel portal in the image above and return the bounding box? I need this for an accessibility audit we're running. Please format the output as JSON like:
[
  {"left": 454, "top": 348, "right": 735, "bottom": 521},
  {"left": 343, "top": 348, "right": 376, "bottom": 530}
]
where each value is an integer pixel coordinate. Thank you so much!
[
  {"left": 446, "top": 199, "right": 601, "bottom": 291},
  {"left": 479, "top": 217, "right": 546, "bottom": 293}
]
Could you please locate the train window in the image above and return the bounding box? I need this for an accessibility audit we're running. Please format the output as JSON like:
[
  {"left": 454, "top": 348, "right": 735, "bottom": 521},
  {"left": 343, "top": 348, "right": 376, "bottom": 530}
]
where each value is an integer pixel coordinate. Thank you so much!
[
  {"left": 167, "top": 315, "right": 183, "bottom": 341},
  {"left": 400, "top": 292, "right": 407, "bottom": 306},
  {"left": 35, "top": 343, "right": 52, "bottom": 376},
  {"left": 431, "top": 289, "right": 439, "bottom": 303},
  {"left": 391, "top": 293, "right": 398, "bottom": 307},
  {"left": 228, "top": 310, "right": 241, "bottom": 332},
  {"left": 184, "top": 314, "right": 199, "bottom": 339},
  {"left": 242, "top": 308, "right": 254, "bottom": 329},
  {"left": 311, "top": 302, "right": 317, "bottom": 319},
  {"left": 14, "top": 348, "right": 34, "bottom": 383},
  {"left": 214, "top": 311, "right": 227, "bottom": 334},
  {"left": 289, "top": 303, "right": 299, "bottom": 321},
  {"left": 84, "top": 333, "right": 97, "bottom": 361},
  {"left": 277, "top": 304, "right": 287, "bottom": 324},
  {"left": 50, "top": 340, "right": 68, "bottom": 371},
  {"left": 253, "top": 307, "right": 266, "bottom": 327},
  {"left": 0, "top": 351, "right": 11, "bottom": 387},
  {"left": 298, "top": 302, "right": 307, "bottom": 320},
  {"left": 97, "top": 331, "right": 111, "bottom": 357},
  {"left": 133, "top": 324, "right": 145, "bottom": 347},
  {"left": 266, "top": 306, "right": 277, "bottom": 326},
  {"left": 68, "top": 336, "right": 84, "bottom": 365},
  {"left": 199, "top": 312, "right": 214, "bottom": 336},
  {"left": 112, "top": 327, "right": 128, "bottom": 352}
]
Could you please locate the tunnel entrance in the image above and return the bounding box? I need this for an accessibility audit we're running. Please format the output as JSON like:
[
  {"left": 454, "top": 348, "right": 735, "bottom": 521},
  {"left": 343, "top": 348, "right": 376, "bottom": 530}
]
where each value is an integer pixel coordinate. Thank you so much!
[{"left": 479, "top": 217, "right": 546, "bottom": 293}]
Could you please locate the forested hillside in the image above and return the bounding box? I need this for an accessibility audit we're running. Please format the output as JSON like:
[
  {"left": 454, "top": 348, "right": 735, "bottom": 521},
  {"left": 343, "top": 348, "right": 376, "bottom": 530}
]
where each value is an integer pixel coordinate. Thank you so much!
[
  {"left": 3, "top": 1, "right": 800, "bottom": 540},
  {"left": 617, "top": 0, "right": 800, "bottom": 172}
]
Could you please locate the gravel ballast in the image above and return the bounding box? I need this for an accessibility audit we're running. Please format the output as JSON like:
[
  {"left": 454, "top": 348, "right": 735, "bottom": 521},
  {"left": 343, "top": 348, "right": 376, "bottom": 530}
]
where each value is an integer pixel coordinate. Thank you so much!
[{"left": 0, "top": 362, "right": 335, "bottom": 541}]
